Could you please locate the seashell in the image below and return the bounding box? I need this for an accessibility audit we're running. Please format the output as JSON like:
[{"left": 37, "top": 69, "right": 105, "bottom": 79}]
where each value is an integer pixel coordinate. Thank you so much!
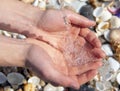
[
  {"left": 7, "top": 72, "right": 25, "bottom": 89},
  {"left": 43, "top": 83, "right": 57, "bottom": 91},
  {"left": 103, "top": 29, "right": 110, "bottom": 42},
  {"left": 0, "top": 72, "right": 7, "bottom": 84},
  {"left": 104, "top": 72, "right": 113, "bottom": 81},
  {"left": 108, "top": 57, "right": 120, "bottom": 72},
  {"left": 17, "top": 34, "right": 26, "bottom": 39},
  {"left": 109, "top": 16, "right": 120, "bottom": 29},
  {"left": 93, "top": 7, "right": 112, "bottom": 21},
  {"left": 4, "top": 86, "right": 14, "bottom": 91},
  {"left": 79, "top": 5, "right": 94, "bottom": 20},
  {"left": 60, "top": 0, "right": 87, "bottom": 12},
  {"left": 116, "top": 72, "right": 120, "bottom": 85},
  {"left": 109, "top": 29, "right": 120, "bottom": 42},
  {"left": 38, "top": 0, "right": 46, "bottom": 10},
  {"left": 33, "top": 0, "right": 39, "bottom": 6},
  {"left": 12, "top": 33, "right": 18, "bottom": 39},
  {"left": 40, "top": 80, "right": 46, "bottom": 87},
  {"left": 28, "top": 76, "right": 40, "bottom": 87},
  {"left": 96, "top": 81, "right": 106, "bottom": 91},
  {"left": 101, "top": 44, "right": 113, "bottom": 56},
  {"left": 24, "top": 83, "right": 35, "bottom": 91},
  {"left": 2, "top": 31, "right": 11, "bottom": 37},
  {"left": 21, "top": 0, "right": 34, "bottom": 4},
  {"left": 96, "top": 22, "right": 109, "bottom": 34},
  {"left": 57, "top": 87, "right": 64, "bottom": 91},
  {"left": 46, "top": 0, "right": 60, "bottom": 9}
]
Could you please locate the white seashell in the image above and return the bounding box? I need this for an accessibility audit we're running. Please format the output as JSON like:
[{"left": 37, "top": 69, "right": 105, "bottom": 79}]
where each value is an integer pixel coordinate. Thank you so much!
[
  {"left": 38, "top": 0, "right": 46, "bottom": 10},
  {"left": 44, "top": 84, "right": 57, "bottom": 91},
  {"left": 2, "top": 31, "right": 11, "bottom": 37},
  {"left": 57, "top": 87, "right": 64, "bottom": 91},
  {"left": 101, "top": 44, "right": 113, "bottom": 56},
  {"left": 4, "top": 86, "right": 14, "bottom": 91},
  {"left": 0, "top": 72, "right": 7, "bottom": 84},
  {"left": 110, "top": 16, "right": 120, "bottom": 29},
  {"left": 33, "top": 0, "right": 39, "bottom": 6},
  {"left": 103, "top": 29, "right": 110, "bottom": 41},
  {"left": 97, "top": 22, "right": 109, "bottom": 33},
  {"left": 96, "top": 81, "right": 106, "bottom": 91},
  {"left": 28, "top": 76, "right": 40, "bottom": 87},
  {"left": 108, "top": 57, "right": 120, "bottom": 72},
  {"left": 116, "top": 72, "right": 120, "bottom": 84},
  {"left": 93, "top": 7, "right": 112, "bottom": 21},
  {"left": 40, "top": 80, "right": 46, "bottom": 87},
  {"left": 17, "top": 34, "right": 26, "bottom": 39},
  {"left": 7, "top": 72, "right": 25, "bottom": 89},
  {"left": 104, "top": 72, "right": 113, "bottom": 81}
]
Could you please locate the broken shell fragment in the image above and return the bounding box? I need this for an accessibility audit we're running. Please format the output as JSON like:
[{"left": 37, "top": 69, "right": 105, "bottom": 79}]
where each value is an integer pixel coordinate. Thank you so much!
[
  {"left": 4, "top": 86, "right": 14, "bottom": 91},
  {"left": 40, "top": 80, "right": 46, "bottom": 87},
  {"left": 44, "top": 84, "right": 57, "bottom": 91},
  {"left": 102, "top": 44, "right": 113, "bottom": 56},
  {"left": 0, "top": 72, "right": 7, "bottom": 84},
  {"left": 28, "top": 76, "right": 40, "bottom": 87},
  {"left": 108, "top": 57, "right": 120, "bottom": 72},
  {"left": 57, "top": 86, "right": 64, "bottom": 91},
  {"left": 24, "top": 83, "right": 36, "bottom": 91},
  {"left": 7, "top": 72, "right": 25, "bottom": 89},
  {"left": 103, "top": 29, "right": 110, "bottom": 42}
]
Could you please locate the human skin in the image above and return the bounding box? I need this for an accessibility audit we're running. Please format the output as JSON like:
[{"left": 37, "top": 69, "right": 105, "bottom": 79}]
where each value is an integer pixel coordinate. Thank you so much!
[
  {"left": 0, "top": 0, "right": 105, "bottom": 89},
  {"left": 0, "top": 35, "right": 102, "bottom": 89}
]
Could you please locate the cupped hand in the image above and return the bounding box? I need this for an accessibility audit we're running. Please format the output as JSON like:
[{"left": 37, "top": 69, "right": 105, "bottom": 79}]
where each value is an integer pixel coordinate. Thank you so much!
[{"left": 26, "top": 35, "right": 104, "bottom": 89}]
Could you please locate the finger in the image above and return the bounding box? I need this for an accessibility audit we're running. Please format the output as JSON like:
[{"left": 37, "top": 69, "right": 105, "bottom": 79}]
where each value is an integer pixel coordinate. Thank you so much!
[
  {"left": 67, "top": 11, "right": 96, "bottom": 27},
  {"left": 69, "top": 61, "right": 102, "bottom": 75},
  {"left": 79, "top": 28, "right": 101, "bottom": 48},
  {"left": 78, "top": 69, "right": 97, "bottom": 86},
  {"left": 92, "top": 48, "right": 106, "bottom": 58}
]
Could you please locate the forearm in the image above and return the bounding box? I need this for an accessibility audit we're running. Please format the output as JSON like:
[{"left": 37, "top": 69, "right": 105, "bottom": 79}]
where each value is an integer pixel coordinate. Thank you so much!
[
  {"left": 0, "top": 0, "right": 43, "bottom": 36},
  {"left": 0, "top": 35, "right": 31, "bottom": 67}
]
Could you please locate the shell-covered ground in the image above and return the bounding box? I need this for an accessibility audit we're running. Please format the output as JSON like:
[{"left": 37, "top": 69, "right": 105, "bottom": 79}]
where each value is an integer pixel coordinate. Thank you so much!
[{"left": 0, "top": 0, "right": 120, "bottom": 91}]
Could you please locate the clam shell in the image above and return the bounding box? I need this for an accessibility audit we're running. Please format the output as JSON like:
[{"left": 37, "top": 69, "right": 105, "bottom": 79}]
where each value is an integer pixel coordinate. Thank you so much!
[
  {"left": 43, "top": 84, "right": 57, "bottom": 91},
  {"left": 116, "top": 72, "right": 120, "bottom": 85},
  {"left": 101, "top": 44, "right": 113, "bottom": 56},
  {"left": 96, "top": 81, "right": 106, "bottom": 91},
  {"left": 28, "top": 76, "right": 40, "bottom": 87},
  {"left": 110, "top": 16, "right": 120, "bottom": 29},
  {"left": 109, "top": 29, "right": 120, "bottom": 41},
  {"left": 7, "top": 72, "right": 25, "bottom": 89},
  {"left": 108, "top": 57, "right": 120, "bottom": 72},
  {"left": 0, "top": 72, "right": 7, "bottom": 84},
  {"left": 93, "top": 7, "right": 112, "bottom": 21}
]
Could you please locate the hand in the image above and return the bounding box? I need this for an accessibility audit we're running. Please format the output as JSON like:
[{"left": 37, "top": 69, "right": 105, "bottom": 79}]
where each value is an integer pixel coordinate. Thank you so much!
[
  {"left": 26, "top": 36, "right": 104, "bottom": 89},
  {"left": 37, "top": 9, "right": 95, "bottom": 32}
]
